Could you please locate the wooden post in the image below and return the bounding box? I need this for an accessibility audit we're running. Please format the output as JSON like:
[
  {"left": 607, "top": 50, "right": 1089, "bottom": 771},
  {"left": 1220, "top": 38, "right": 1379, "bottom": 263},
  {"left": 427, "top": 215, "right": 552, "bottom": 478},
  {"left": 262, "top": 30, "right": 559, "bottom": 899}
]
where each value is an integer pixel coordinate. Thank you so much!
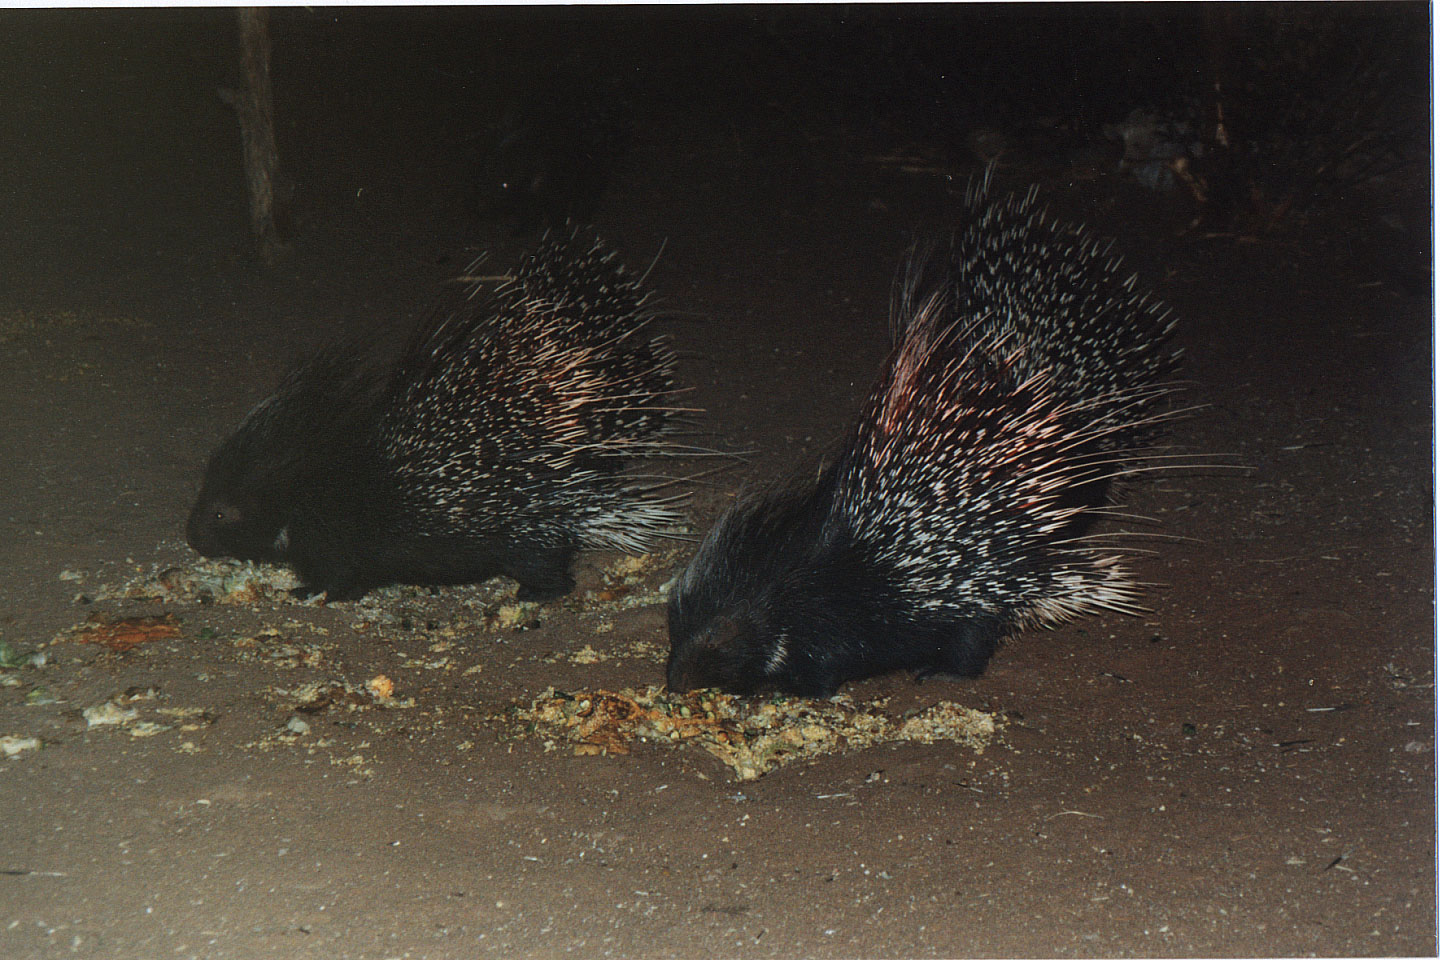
[{"left": 224, "top": 8, "right": 286, "bottom": 263}]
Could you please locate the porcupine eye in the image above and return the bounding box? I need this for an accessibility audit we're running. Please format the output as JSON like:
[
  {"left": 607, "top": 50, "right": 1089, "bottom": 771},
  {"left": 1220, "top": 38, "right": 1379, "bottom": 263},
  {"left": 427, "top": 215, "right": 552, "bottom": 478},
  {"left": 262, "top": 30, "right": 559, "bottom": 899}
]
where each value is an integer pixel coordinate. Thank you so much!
[{"left": 211, "top": 502, "right": 242, "bottom": 526}]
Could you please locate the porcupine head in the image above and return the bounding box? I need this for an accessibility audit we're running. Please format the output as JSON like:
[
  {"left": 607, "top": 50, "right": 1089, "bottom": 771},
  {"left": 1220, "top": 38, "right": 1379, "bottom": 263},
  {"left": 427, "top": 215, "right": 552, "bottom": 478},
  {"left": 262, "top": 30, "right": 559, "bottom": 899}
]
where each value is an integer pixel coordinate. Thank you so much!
[{"left": 185, "top": 343, "right": 387, "bottom": 596}]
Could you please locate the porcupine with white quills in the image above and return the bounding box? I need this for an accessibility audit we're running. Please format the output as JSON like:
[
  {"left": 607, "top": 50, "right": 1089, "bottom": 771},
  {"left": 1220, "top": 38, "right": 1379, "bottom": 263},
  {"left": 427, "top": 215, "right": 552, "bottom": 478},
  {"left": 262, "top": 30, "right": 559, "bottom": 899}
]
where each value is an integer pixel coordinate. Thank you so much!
[
  {"left": 666, "top": 183, "right": 1183, "bottom": 697},
  {"left": 186, "top": 231, "right": 686, "bottom": 602}
]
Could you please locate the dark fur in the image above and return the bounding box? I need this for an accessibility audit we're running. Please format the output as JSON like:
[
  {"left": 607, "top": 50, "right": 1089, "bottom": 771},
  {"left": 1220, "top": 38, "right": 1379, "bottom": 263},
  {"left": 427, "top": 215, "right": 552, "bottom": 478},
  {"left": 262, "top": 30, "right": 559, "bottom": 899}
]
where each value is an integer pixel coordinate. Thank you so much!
[{"left": 666, "top": 474, "right": 1002, "bottom": 698}]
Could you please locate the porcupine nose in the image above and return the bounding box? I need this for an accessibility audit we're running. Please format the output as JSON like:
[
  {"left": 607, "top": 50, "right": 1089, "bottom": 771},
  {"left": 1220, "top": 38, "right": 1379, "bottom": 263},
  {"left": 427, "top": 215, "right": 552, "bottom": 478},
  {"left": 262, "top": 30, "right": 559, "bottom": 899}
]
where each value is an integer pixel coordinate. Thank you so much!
[
  {"left": 665, "top": 652, "right": 694, "bottom": 694},
  {"left": 184, "top": 502, "right": 220, "bottom": 556}
]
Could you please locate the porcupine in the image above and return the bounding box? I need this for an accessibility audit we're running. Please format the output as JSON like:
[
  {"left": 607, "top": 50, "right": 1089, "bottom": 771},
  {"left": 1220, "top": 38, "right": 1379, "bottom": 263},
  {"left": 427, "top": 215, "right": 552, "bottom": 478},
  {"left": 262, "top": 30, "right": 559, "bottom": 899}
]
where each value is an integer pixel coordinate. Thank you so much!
[
  {"left": 186, "top": 231, "right": 684, "bottom": 602},
  {"left": 666, "top": 183, "right": 1182, "bottom": 697}
]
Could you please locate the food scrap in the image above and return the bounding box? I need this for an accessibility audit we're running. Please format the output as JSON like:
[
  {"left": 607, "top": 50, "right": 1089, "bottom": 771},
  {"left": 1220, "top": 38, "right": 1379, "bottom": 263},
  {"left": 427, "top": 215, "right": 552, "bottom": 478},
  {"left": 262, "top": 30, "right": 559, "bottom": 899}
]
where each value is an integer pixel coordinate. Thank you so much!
[
  {"left": 64, "top": 613, "right": 180, "bottom": 652},
  {"left": 0, "top": 735, "right": 41, "bottom": 758},
  {"left": 79, "top": 559, "right": 301, "bottom": 605},
  {"left": 510, "top": 685, "right": 999, "bottom": 781},
  {"left": 274, "top": 678, "right": 414, "bottom": 714}
]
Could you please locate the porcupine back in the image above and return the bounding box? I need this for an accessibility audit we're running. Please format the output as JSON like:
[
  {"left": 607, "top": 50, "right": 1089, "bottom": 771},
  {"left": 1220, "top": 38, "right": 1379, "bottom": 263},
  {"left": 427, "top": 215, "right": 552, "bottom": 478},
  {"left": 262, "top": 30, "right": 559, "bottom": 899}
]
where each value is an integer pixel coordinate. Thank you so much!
[
  {"left": 667, "top": 185, "right": 1183, "bottom": 696},
  {"left": 381, "top": 232, "right": 681, "bottom": 560},
  {"left": 186, "top": 231, "right": 683, "bottom": 602},
  {"left": 894, "top": 184, "right": 1178, "bottom": 446}
]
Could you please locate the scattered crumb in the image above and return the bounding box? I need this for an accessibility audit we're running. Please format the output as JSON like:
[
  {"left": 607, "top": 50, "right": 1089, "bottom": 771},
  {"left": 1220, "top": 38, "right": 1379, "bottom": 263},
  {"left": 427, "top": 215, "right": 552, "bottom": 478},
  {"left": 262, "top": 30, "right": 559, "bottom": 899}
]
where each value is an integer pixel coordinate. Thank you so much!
[
  {"left": 128, "top": 721, "right": 171, "bottom": 738},
  {"left": 219, "top": 625, "right": 337, "bottom": 670},
  {"left": 272, "top": 679, "right": 415, "bottom": 714},
  {"left": 508, "top": 685, "right": 1000, "bottom": 781},
  {"left": 83, "top": 701, "right": 139, "bottom": 728},
  {"left": 0, "top": 735, "right": 42, "bottom": 758},
  {"left": 580, "top": 551, "right": 683, "bottom": 611},
  {"left": 491, "top": 601, "right": 543, "bottom": 630},
  {"left": 545, "top": 639, "right": 667, "bottom": 665},
  {"left": 83, "top": 559, "right": 302, "bottom": 605}
]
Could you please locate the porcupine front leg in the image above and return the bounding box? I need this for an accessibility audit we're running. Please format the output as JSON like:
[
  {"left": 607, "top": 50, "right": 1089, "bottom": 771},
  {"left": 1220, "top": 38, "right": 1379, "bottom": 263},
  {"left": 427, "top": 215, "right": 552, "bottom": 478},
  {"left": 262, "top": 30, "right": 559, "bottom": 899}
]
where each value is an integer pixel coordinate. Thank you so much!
[
  {"left": 280, "top": 517, "right": 379, "bottom": 602},
  {"left": 911, "top": 615, "right": 1005, "bottom": 683},
  {"left": 287, "top": 557, "right": 373, "bottom": 603},
  {"left": 505, "top": 544, "right": 578, "bottom": 602}
]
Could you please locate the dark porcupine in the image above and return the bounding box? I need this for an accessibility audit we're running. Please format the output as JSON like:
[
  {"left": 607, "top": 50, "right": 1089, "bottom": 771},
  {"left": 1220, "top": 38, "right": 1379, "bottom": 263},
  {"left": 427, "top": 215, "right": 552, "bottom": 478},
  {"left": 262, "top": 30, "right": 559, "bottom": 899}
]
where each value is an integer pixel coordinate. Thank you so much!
[
  {"left": 186, "top": 231, "right": 684, "bottom": 602},
  {"left": 667, "top": 184, "right": 1182, "bottom": 697}
]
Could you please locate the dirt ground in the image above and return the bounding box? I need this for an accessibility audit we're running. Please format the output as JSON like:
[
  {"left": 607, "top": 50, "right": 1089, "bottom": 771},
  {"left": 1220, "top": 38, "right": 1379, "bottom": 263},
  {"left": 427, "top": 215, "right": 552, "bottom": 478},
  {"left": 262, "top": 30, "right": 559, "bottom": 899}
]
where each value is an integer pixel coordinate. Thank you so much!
[{"left": 0, "top": 8, "right": 1433, "bottom": 959}]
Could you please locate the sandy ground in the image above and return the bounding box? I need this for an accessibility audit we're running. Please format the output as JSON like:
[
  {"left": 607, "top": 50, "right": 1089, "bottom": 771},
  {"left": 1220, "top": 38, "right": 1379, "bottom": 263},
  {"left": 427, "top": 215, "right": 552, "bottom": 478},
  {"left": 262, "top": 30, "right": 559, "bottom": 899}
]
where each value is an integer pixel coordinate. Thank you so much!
[{"left": 0, "top": 9, "right": 1433, "bottom": 959}]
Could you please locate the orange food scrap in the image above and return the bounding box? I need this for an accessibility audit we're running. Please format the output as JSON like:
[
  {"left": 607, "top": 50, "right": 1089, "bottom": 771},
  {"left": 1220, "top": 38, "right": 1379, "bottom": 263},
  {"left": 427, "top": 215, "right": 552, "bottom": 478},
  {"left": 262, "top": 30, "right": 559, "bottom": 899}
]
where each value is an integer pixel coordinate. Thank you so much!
[
  {"left": 71, "top": 613, "right": 180, "bottom": 651},
  {"left": 571, "top": 693, "right": 647, "bottom": 755}
]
